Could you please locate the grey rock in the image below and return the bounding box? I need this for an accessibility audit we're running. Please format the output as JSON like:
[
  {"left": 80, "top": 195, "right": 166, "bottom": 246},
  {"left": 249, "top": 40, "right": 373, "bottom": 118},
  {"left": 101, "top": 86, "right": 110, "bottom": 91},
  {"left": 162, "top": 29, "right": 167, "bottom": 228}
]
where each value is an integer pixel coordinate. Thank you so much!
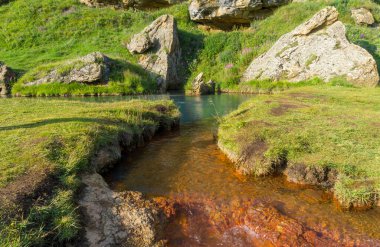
[
  {"left": 24, "top": 52, "right": 111, "bottom": 86},
  {"left": 191, "top": 72, "right": 215, "bottom": 95},
  {"left": 189, "top": 0, "right": 291, "bottom": 28},
  {"left": 79, "top": 173, "right": 166, "bottom": 247},
  {"left": 351, "top": 8, "right": 375, "bottom": 26},
  {"left": 243, "top": 7, "right": 379, "bottom": 87},
  {"left": 128, "top": 15, "right": 181, "bottom": 91},
  {"left": 0, "top": 62, "right": 16, "bottom": 95}
]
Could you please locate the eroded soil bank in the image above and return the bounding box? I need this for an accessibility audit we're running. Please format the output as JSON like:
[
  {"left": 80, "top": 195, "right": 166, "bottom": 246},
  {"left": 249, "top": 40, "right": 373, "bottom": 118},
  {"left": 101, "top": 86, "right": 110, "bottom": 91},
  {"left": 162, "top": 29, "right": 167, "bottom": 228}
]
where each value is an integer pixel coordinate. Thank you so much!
[{"left": 102, "top": 94, "right": 380, "bottom": 246}]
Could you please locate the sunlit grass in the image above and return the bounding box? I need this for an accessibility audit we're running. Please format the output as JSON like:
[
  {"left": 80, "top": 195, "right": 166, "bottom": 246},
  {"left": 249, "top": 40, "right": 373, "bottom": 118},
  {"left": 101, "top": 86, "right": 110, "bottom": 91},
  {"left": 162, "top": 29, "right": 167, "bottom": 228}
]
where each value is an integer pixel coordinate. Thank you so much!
[
  {"left": 218, "top": 86, "right": 380, "bottom": 207},
  {"left": 0, "top": 97, "right": 179, "bottom": 246}
]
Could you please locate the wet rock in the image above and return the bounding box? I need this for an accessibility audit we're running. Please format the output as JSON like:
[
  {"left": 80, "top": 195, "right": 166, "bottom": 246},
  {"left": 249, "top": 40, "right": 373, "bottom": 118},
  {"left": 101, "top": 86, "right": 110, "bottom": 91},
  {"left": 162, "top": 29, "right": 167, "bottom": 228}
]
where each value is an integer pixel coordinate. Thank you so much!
[
  {"left": 79, "top": 173, "right": 167, "bottom": 247},
  {"left": 191, "top": 72, "right": 215, "bottom": 95},
  {"left": 189, "top": 0, "right": 291, "bottom": 29},
  {"left": 284, "top": 163, "right": 338, "bottom": 188},
  {"left": 80, "top": 0, "right": 183, "bottom": 9},
  {"left": 351, "top": 8, "right": 375, "bottom": 26},
  {"left": 243, "top": 7, "right": 379, "bottom": 87},
  {"left": 24, "top": 52, "right": 111, "bottom": 86},
  {"left": 127, "top": 15, "right": 181, "bottom": 92},
  {"left": 0, "top": 62, "right": 16, "bottom": 95}
]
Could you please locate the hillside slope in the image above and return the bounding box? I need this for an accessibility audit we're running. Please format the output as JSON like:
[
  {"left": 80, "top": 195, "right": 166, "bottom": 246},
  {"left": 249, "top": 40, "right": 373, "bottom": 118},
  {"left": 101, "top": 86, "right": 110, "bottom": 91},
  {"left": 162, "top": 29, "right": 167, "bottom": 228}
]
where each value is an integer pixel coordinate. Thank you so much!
[{"left": 1, "top": 0, "right": 380, "bottom": 95}]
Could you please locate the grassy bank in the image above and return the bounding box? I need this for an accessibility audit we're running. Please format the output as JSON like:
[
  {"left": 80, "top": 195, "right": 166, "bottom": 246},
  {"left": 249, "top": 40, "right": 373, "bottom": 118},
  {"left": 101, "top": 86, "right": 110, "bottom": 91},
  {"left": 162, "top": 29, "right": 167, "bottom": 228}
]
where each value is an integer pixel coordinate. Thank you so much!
[
  {"left": 218, "top": 86, "right": 380, "bottom": 208},
  {"left": 0, "top": 98, "right": 179, "bottom": 246},
  {"left": 0, "top": 0, "right": 201, "bottom": 95},
  {"left": 186, "top": 0, "right": 380, "bottom": 91},
  {"left": 2, "top": 0, "right": 380, "bottom": 95}
]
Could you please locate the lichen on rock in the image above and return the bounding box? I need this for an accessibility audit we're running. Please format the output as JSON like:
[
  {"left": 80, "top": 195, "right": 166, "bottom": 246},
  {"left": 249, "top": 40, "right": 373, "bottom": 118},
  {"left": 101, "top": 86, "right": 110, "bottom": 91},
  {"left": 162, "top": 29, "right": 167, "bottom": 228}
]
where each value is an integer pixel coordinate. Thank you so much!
[{"left": 351, "top": 7, "right": 375, "bottom": 26}]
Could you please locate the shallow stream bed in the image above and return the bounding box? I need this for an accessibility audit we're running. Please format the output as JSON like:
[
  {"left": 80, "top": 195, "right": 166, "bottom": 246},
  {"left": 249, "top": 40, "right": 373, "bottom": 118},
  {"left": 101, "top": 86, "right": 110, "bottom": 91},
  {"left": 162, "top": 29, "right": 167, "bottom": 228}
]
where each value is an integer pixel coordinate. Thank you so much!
[{"left": 102, "top": 94, "right": 380, "bottom": 246}]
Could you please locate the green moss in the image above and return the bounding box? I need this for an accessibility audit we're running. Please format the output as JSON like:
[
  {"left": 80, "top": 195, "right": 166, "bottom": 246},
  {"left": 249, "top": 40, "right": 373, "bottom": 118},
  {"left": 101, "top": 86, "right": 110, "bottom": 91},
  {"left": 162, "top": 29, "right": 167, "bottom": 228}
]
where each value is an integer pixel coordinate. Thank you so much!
[
  {"left": 305, "top": 54, "right": 318, "bottom": 69},
  {"left": 0, "top": 98, "right": 179, "bottom": 246}
]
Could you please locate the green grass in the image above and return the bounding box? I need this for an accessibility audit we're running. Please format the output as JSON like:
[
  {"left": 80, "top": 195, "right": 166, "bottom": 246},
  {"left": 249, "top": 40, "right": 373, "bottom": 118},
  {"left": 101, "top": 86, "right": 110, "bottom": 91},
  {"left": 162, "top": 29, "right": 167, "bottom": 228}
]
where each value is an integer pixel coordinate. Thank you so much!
[
  {"left": 0, "top": 98, "right": 179, "bottom": 246},
  {"left": 0, "top": 0, "right": 202, "bottom": 95},
  {"left": 12, "top": 58, "right": 157, "bottom": 96},
  {"left": 218, "top": 86, "right": 380, "bottom": 208},
  {"left": 1, "top": 0, "right": 380, "bottom": 94},
  {"left": 186, "top": 0, "right": 380, "bottom": 91}
]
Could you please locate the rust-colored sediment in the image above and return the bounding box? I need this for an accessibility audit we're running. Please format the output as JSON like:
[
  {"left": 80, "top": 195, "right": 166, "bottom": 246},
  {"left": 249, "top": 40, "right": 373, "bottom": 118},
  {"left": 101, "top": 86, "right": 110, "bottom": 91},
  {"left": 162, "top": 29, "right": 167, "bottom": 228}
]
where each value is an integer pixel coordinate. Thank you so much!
[{"left": 155, "top": 195, "right": 380, "bottom": 246}]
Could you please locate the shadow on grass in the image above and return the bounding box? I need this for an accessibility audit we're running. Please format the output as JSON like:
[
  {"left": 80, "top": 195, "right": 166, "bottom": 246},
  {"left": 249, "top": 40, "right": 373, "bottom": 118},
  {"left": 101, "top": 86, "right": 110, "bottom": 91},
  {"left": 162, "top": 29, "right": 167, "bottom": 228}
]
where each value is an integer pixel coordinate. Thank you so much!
[
  {"left": 178, "top": 29, "right": 205, "bottom": 90},
  {"left": 0, "top": 117, "right": 124, "bottom": 131},
  {"left": 356, "top": 40, "right": 380, "bottom": 74}
]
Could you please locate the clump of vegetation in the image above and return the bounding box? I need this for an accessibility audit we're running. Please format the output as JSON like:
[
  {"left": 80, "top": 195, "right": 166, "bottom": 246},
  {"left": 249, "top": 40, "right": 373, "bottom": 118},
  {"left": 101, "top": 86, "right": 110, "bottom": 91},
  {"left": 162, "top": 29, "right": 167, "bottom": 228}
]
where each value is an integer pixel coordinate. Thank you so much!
[
  {"left": 218, "top": 86, "right": 380, "bottom": 208},
  {"left": 0, "top": 98, "right": 179, "bottom": 246}
]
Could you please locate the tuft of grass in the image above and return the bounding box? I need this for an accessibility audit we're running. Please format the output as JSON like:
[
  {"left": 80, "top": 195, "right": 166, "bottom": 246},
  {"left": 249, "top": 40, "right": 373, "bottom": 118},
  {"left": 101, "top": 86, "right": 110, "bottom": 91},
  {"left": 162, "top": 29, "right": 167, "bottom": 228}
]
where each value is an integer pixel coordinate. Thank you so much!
[
  {"left": 218, "top": 85, "right": 380, "bottom": 207},
  {"left": 0, "top": 97, "right": 179, "bottom": 246}
]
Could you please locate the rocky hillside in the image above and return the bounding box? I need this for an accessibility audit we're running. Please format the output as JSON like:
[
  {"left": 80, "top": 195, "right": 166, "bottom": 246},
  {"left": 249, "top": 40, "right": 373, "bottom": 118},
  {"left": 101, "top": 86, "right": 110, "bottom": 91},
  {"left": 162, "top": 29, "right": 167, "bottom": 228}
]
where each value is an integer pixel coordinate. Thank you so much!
[{"left": 0, "top": 0, "right": 379, "bottom": 96}]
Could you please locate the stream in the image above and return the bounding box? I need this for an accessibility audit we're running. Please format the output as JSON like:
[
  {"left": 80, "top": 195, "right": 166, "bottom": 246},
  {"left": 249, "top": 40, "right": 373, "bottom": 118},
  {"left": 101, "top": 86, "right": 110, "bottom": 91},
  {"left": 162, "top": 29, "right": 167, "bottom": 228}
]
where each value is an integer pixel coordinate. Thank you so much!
[{"left": 102, "top": 94, "right": 380, "bottom": 246}]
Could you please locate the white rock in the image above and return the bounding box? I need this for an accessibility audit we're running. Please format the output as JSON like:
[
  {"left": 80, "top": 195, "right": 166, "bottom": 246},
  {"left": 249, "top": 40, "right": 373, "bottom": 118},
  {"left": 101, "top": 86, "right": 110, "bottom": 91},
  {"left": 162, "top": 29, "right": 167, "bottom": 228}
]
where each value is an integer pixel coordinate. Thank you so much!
[{"left": 243, "top": 7, "right": 379, "bottom": 87}]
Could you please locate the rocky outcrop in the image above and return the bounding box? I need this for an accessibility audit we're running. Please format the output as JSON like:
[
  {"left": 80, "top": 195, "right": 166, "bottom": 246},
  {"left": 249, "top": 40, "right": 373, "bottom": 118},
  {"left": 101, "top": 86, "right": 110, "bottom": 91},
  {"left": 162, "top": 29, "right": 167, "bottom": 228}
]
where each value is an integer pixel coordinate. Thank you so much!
[
  {"left": 243, "top": 7, "right": 380, "bottom": 87},
  {"left": 79, "top": 174, "right": 166, "bottom": 247},
  {"left": 80, "top": 0, "right": 183, "bottom": 9},
  {"left": 128, "top": 15, "right": 181, "bottom": 91},
  {"left": 0, "top": 62, "right": 16, "bottom": 95},
  {"left": 24, "top": 52, "right": 110, "bottom": 86},
  {"left": 191, "top": 72, "right": 215, "bottom": 95},
  {"left": 189, "top": 0, "right": 291, "bottom": 28},
  {"left": 351, "top": 8, "right": 375, "bottom": 26}
]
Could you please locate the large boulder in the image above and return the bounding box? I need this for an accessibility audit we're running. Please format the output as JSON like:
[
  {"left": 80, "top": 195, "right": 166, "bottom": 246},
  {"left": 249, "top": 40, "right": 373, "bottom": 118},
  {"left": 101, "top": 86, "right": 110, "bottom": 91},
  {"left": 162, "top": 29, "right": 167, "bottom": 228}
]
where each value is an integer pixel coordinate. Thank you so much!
[
  {"left": 0, "top": 62, "right": 16, "bottom": 95},
  {"left": 128, "top": 15, "right": 181, "bottom": 91},
  {"left": 80, "top": 0, "right": 183, "bottom": 9},
  {"left": 24, "top": 52, "right": 111, "bottom": 86},
  {"left": 243, "top": 7, "right": 379, "bottom": 87},
  {"left": 189, "top": 0, "right": 291, "bottom": 28},
  {"left": 351, "top": 8, "right": 375, "bottom": 26},
  {"left": 191, "top": 72, "right": 215, "bottom": 95},
  {"left": 80, "top": 174, "right": 166, "bottom": 247}
]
